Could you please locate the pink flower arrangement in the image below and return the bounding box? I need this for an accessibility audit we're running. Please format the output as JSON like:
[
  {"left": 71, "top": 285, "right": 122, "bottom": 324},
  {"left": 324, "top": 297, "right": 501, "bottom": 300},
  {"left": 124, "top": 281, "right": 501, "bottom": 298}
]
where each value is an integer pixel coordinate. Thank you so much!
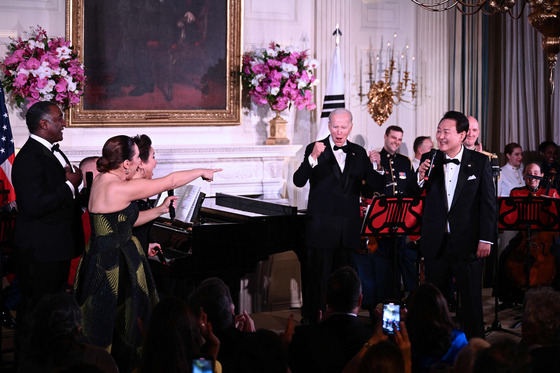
[
  {"left": 241, "top": 42, "right": 318, "bottom": 112},
  {"left": 1, "top": 26, "right": 85, "bottom": 109}
]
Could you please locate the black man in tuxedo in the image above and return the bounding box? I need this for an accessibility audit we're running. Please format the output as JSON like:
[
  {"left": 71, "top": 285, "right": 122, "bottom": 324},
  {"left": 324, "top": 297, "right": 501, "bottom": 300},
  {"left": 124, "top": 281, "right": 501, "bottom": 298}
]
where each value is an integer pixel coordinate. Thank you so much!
[{"left": 12, "top": 101, "right": 84, "bottom": 360}]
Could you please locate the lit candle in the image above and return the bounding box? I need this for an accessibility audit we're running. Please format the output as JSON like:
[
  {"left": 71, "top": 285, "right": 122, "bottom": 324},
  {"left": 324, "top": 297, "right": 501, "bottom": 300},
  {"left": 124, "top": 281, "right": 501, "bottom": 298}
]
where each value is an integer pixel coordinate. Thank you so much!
[
  {"left": 369, "top": 49, "right": 372, "bottom": 77},
  {"left": 375, "top": 55, "right": 379, "bottom": 82},
  {"left": 392, "top": 33, "right": 397, "bottom": 60},
  {"left": 399, "top": 54, "right": 404, "bottom": 81},
  {"left": 405, "top": 44, "right": 409, "bottom": 71},
  {"left": 412, "top": 56, "right": 416, "bottom": 81},
  {"left": 379, "top": 35, "right": 384, "bottom": 66},
  {"left": 360, "top": 54, "right": 363, "bottom": 85}
]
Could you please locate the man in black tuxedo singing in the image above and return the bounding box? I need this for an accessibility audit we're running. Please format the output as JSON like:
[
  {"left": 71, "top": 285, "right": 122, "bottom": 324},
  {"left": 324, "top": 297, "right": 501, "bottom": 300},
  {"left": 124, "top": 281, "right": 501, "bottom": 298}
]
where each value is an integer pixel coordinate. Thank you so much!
[
  {"left": 12, "top": 101, "right": 84, "bottom": 360},
  {"left": 417, "top": 111, "right": 496, "bottom": 339},
  {"left": 293, "top": 108, "right": 383, "bottom": 323}
]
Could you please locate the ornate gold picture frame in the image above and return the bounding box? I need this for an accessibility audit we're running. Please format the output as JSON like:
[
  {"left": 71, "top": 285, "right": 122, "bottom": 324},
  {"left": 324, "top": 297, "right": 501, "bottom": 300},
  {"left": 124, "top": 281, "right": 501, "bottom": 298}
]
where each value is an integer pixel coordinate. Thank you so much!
[{"left": 66, "top": 0, "right": 242, "bottom": 127}]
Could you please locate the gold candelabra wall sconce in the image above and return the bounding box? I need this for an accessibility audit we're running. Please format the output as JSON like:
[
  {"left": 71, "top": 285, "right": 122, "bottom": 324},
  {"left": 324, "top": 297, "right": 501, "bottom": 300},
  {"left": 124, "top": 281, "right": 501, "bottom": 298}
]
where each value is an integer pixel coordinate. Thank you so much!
[{"left": 358, "top": 34, "right": 417, "bottom": 126}]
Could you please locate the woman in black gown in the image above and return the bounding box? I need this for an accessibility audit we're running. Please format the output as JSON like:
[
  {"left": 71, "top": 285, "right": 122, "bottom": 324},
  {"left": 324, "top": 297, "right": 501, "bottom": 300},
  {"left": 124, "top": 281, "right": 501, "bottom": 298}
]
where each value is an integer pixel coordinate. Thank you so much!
[
  {"left": 73, "top": 135, "right": 221, "bottom": 373},
  {"left": 131, "top": 134, "right": 175, "bottom": 296}
]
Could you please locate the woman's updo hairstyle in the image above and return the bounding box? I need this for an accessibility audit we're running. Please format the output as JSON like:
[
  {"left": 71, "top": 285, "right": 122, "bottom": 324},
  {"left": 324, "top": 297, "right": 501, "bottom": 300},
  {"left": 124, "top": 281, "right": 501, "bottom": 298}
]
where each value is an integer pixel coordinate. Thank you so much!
[
  {"left": 133, "top": 134, "right": 152, "bottom": 163},
  {"left": 97, "top": 135, "right": 136, "bottom": 173}
]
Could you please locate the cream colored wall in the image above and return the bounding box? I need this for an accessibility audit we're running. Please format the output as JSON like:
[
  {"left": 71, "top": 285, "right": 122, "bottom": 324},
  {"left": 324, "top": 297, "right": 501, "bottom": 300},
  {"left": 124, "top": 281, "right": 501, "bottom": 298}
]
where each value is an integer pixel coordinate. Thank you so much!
[
  {"left": 0, "top": 0, "right": 451, "bottom": 312},
  {"left": 0, "top": 0, "right": 452, "bottom": 202},
  {"left": 0, "top": 0, "right": 449, "bottom": 171}
]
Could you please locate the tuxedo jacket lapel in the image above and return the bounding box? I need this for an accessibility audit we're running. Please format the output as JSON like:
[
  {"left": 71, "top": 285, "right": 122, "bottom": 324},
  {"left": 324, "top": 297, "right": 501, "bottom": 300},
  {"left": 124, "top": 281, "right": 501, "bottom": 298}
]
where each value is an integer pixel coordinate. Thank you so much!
[
  {"left": 342, "top": 145, "right": 357, "bottom": 188},
  {"left": 31, "top": 138, "right": 64, "bottom": 170},
  {"left": 322, "top": 139, "right": 343, "bottom": 184},
  {"left": 450, "top": 150, "right": 471, "bottom": 211}
]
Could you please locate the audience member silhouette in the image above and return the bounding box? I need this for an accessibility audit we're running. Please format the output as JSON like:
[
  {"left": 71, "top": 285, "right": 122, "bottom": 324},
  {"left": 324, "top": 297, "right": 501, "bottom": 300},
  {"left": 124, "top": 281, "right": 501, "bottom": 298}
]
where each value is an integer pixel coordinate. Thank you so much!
[
  {"left": 357, "top": 340, "right": 405, "bottom": 373},
  {"left": 342, "top": 306, "right": 410, "bottom": 373},
  {"left": 453, "top": 338, "right": 490, "bottom": 373},
  {"left": 472, "top": 337, "right": 530, "bottom": 373},
  {"left": 139, "top": 296, "right": 220, "bottom": 373},
  {"left": 405, "top": 282, "right": 467, "bottom": 372},
  {"left": 233, "top": 328, "right": 289, "bottom": 373},
  {"left": 21, "top": 292, "right": 118, "bottom": 373},
  {"left": 188, "top": 277, "right": 255, "bottom": 373},
  {"left": 288, "top": 266, "right": 374, "bottom": 373},
  {"left": 521, "top": 286, "right": 560, "bottom": 372}
]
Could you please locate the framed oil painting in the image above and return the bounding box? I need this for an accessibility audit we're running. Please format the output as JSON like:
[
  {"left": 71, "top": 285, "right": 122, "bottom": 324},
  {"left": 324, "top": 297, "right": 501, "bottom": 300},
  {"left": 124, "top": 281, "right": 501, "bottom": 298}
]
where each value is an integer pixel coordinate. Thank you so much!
[{"left": 66, "top": 0, "right": 242, "bottom": 126}]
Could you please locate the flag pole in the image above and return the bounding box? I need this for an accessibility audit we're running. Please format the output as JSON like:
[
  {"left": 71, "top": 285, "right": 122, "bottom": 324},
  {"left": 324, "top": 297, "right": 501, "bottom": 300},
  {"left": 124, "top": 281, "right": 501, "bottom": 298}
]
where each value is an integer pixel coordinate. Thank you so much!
[{"left": 316, "top": 25, "right": 345, "bottom": 141}]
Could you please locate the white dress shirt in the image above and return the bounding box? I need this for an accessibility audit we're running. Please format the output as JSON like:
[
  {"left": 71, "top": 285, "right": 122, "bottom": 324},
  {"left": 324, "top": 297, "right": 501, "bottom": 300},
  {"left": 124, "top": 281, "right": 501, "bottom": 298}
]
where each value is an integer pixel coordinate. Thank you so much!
[
  {"left": 412, "top": 157, "right": 421, "bottom": 172},
  {"left": 444, "top": 146, "right": 464, "bottom": 212},
  {"left": 498, "top": 162, "right": 524, "bottom": 197}
]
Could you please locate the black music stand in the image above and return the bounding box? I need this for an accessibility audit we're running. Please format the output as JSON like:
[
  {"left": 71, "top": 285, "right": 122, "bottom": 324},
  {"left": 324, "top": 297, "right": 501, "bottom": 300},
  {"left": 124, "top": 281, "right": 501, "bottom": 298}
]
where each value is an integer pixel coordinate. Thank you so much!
[
  {"left": 485, "top": 160, "right": 521, "bottom": 338},
  {"left": 497, "top": 196, "right": 560, "bottom": 330},
  {"left": 361, "top": 195, "right": 423, "bottom": 300}
]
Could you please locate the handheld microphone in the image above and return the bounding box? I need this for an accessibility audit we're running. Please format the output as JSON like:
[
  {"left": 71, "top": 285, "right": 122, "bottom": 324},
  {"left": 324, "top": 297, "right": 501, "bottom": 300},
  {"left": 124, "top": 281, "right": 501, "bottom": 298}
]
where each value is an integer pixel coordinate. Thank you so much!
[
  {"left": 370, "top": 147, "right": 378, "bottom": 170},
  {"left": 524, "top": 174, "right": 544, "bottom": 181},
  {"left": 155, "top": 247, "right": 167, "bottom": 266},
  {"left": 86, "top": 171, "right": 93, "bottom": 189},
  {"left": 79, "top": 171, "right": 94, "bottom": 208},
  {"left": 491, "top": 157, "right": 501, "bottom": 178},
  {"left": 423, "top": 149, "right": 437, "bottom": 181},
  {"left": 168, "top": 189, "right": 176, "bottom": 223}
]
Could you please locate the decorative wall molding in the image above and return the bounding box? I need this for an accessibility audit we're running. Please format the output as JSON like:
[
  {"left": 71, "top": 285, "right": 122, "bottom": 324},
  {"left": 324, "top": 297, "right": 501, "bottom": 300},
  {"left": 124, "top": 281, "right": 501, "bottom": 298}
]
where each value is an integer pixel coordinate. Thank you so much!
[
  {"left": 0, "top": 0, "right": 59, "bottom": 10},
  {"left": 244, "top": 0, "right": 298, "bottom": 22},
  {"left": 361, "top": 3, "right": 400, "bottom": 29},
  {"left": 66, "top": 144, "right": 302, "bottom": 200}
]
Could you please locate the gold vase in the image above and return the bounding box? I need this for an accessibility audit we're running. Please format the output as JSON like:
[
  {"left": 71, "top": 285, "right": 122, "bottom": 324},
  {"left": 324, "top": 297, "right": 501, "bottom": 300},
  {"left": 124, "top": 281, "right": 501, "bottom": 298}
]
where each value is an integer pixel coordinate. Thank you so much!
[{"left": 266, "top": 110, "right": 290, "bottom": 145}]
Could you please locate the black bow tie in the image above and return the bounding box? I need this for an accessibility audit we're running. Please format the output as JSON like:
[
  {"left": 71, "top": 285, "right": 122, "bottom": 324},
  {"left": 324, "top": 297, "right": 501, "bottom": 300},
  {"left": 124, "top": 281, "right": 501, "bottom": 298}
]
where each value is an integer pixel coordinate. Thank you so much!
[
  {"left": 333, "top": 145, "right": 348, "bottom": 153},
  {"left": 51, "top": 143, "right": 71, "bottom": 167},
  {"left": 443, "top": 158, "right": 460, "bottom": 165}
]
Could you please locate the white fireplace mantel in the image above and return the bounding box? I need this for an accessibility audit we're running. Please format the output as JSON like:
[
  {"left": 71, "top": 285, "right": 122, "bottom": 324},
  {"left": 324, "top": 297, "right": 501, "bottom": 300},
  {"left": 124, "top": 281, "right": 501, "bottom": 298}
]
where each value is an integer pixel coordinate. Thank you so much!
[{"left": 66, "top": 144, "right": 302, "bottom": 200}]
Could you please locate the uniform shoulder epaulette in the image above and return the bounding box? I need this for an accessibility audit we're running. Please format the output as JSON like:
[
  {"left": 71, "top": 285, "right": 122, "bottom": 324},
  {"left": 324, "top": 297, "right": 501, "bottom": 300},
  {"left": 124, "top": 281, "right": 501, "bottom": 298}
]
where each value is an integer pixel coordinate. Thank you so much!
[{"left": 479, "top": 149, "right": 497, "bottom": 159}]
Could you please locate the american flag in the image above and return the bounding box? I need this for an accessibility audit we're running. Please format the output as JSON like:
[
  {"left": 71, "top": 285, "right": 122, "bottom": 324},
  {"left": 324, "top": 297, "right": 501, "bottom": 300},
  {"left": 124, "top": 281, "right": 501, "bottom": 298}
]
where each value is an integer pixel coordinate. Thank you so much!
[{"left": 0, "top": 83, "right": 16, "bottom": 207}]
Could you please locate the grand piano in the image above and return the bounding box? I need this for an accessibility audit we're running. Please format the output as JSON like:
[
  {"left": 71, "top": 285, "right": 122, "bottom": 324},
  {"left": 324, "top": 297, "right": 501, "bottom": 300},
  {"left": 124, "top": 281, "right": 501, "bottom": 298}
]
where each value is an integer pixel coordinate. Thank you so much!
[{"left": 149, "top": 193, "right": 306, "bottom": 308}]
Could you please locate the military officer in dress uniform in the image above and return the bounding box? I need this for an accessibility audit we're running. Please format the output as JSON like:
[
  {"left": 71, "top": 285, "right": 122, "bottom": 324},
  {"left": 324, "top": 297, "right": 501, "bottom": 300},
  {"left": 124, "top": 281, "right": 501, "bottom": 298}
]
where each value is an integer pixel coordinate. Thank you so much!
[{"left": 353, "top": 125, "right": 418, "bottom": 312}]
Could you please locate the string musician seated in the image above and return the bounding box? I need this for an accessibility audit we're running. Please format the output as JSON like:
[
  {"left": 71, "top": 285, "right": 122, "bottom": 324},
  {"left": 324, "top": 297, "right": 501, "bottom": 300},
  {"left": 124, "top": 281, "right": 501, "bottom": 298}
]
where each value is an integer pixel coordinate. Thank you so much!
[{"left": 495, "top": 162, "right": 559, "bottom": 308}]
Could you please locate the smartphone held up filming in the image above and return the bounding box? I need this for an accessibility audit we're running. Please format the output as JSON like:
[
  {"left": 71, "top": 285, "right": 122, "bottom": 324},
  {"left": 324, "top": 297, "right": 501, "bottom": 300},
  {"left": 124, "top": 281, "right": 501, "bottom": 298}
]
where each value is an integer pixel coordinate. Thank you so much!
[
  {"left": 382, "top": 301, "right": 400, "bottom": 335},
  {"left": 192, "top": 356, "right": 214, "bottom": 373}
]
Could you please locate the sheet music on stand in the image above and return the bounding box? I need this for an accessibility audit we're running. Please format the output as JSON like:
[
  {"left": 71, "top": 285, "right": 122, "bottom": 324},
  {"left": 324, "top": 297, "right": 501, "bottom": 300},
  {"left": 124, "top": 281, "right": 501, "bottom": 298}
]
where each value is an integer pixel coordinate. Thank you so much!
[
  {"left": 498, "top": 196, "right": 560, "bottom": 232},
  {"left": 360, "top": 195, "right": 424, "bottom": 300},
  {"left": 157, "top": 185, "right": 206, "bottom": 224},
  {"left": 361, "top": 196, "right": 423, "bottom": 236}
]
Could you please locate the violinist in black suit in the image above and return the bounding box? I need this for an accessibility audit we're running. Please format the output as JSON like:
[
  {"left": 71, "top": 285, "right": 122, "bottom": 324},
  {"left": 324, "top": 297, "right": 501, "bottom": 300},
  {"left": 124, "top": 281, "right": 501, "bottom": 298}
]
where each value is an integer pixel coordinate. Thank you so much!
[
  {"left": 293, "top": 108, "right": 383, "bottom": 323},
  {"left": 12, "top": 101, "right": 84, "bottom": 361},
  {"left": 417, "top": 111, "right": 496, "bottom": 339}
]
